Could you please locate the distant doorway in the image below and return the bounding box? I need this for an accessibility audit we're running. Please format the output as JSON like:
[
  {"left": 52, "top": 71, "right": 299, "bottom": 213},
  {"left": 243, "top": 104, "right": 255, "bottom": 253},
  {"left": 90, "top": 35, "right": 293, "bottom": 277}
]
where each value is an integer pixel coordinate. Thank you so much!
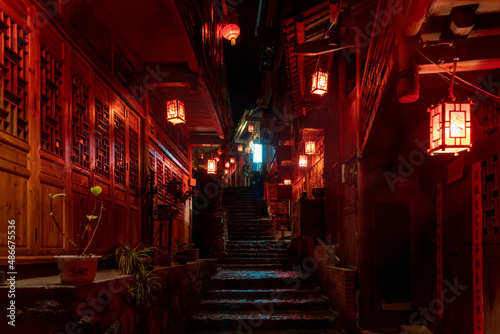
[{"left": 374, "top": 201, "right": 411, "bottom": 325}]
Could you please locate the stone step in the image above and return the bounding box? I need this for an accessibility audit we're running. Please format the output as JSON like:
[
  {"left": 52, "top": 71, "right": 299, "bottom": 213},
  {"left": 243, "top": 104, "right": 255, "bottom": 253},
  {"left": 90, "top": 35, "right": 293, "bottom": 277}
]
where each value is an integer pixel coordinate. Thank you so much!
[
  {"left": 209, "top": 270, "right": 311, "bottom": 289},
  {"left": 228, "top": 236, "right": 276, "bottom": 241},
  {"left": 226, "top": 241, "right": 290, "bottom": 249},
  {"left": 220, "top": 263, "right": 291, "bottom": 270},
  {"left": 227, "top": 231, "right": 275, "bottom": 237},
  {"left": 224, "top": 251, "right": 290, "bottom": 257},
  {"left": 199, "top": 296, "right": 330, "bottom": 311},
  {"left": 227, "top": 227, "right": 275, "bottom": 232},
  {"left": 204, "top": 288, "right": 322, "bottom": 300},
  {"left": 222, "top": 257, "right": 290, "bottom": 264},
  {"left": 190, "top": 310, "right": 339, "bottom": 331}
]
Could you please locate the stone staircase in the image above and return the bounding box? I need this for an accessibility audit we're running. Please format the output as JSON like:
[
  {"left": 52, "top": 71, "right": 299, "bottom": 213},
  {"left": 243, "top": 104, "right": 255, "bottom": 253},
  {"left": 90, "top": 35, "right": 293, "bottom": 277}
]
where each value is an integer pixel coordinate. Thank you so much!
[{"left": 190, "top": 186, "right": 339, "bottom": 333}]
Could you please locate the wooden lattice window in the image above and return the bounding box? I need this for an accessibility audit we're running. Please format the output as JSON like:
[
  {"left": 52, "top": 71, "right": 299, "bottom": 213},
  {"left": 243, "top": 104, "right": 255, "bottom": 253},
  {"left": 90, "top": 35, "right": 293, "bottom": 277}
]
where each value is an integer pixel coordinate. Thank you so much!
[
  {"left": 482, "top": 153, "right": 499, "bottom": 236},
  {"left": 0, "top": 13, "right": 29, "bottom": 140},
  {"left": 114, "top": 114, "right": 126, "bottom": 185},
  {"left": 157, "top": 158, "right": 164, "bottom": 203},
  {"left": 71, "top": 76, "right": 90, "bottom": 168},
  {"left": 129, "top": 128, "right": 139, "bottom": 190},
  {"left": 95, "top": 98, "right": 110, "bottom": 178},
  {"left": 40, "top": 47, "right": 64, "bottom": 157}
]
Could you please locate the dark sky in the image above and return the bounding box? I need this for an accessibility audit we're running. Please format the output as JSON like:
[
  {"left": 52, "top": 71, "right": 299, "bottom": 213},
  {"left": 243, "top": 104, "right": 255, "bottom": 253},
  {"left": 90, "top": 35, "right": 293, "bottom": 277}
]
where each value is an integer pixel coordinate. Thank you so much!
[{"left": 224, "top": 0, "right": 262, "bottom": 126}]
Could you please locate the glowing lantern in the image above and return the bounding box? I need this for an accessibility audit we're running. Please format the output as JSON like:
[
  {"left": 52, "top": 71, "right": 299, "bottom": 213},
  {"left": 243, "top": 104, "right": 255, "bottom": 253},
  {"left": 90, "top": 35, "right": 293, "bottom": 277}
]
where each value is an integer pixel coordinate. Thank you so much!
[
  {"left": 230, "top": 157, "right": 235, "bottom": 164},
  {"left": 428, "top": 101, "right": 472, "bottom": 156},
  {"left": 224, "top": 169, "right": 229, "bottom": 175},
  {"left": 299, "top": 155, "right": 308, "bottom": 168},
  {"left": 305, "top": 141, "right": 316, "bottom": 155},
  {"left": 248, "top": 124, "right": 254, "bottom": 133},
  {"left": 284, "top": 179, "right": 291, "bottom": 185},
  {"left": 215, "top": 157, "right": 220, "bottom": 162},
  {"left": 238, "top": 145, "right": 243, "bottom": 152},
  {"left": 221, "top": 23, "right": 240, "bottom": 46},
  {"left": 166, "top": 99, "right": 186, "bottom": 124},
  {"left": 311, "top": 70, "right": 328, "bottom": 95},
  {"left": 207, "top": 159, "right": 217, "bottom": 174},
  {"left": 225, "top": 162, "right": 230, "bottom": 168},
  {"left": 200, "top": 153, "right": 204, "bottom": 159}
]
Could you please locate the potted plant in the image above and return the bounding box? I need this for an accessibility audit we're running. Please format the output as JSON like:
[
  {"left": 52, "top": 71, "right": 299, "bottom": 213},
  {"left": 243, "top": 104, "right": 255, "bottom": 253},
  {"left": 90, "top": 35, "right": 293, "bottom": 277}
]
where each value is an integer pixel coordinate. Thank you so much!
[
  {"left": 174, "top": 238, "right": 194, "bottom": 264},
  {"left": 49, "top": 168, "right": 104, "bottom": 285},
  {"left": 115, "top": 242, "right": 157, "bottom": 275}
]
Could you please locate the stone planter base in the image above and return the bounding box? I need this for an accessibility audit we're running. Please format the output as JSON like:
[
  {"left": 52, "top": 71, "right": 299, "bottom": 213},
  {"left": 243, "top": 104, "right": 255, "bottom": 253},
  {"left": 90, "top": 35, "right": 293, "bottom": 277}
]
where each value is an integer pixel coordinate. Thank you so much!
[{"left": 54, "top": 255, "right": 101, "bottom": 285}]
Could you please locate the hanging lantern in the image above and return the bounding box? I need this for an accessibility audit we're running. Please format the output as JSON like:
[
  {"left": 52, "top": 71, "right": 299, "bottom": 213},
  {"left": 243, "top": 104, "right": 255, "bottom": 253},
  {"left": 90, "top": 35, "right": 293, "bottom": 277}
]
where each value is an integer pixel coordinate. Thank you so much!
[
  {"left": 299, "top": 155, "right": 308, "bottom": 168},
  {"left": 225, "top": 162, "right": 230, "bottom": 168},
  {"left": 215, "top": 156, "right": 220, "bottom": 162},
  {"left": 224, "top": 169, "right": 229, "bottom": 175},
  {"left": 221, "top": 23, "right": 240, "bottom": 46},
  {"left": 283, "top": 179, "right": 292, "bottom": 185},
  {"left": 207, "top": 159, "right": 217, "bottom": 174},
  {"left": 238, "top": 145, "right": 243, "bottom": 152},
  {"left": 305, "top": 141, "right": 316, "bottom": 155},
  {"left": 248, "top": 124, "right": 254, "bottom": 133},
  {"left": 428, "top": 101, "right": 472, "bottom": 156},
  {"left": 230, "top": 157, "right": 235, "bottom": 164},
  {"left": 200, "top": 153, "right": 204, "bottom": 159},
  {"left": 311, "top": 70, "right": 328, "bottom": 95},
  {"left": 166, "top": 99, "right": 186, "bottom": 124}
]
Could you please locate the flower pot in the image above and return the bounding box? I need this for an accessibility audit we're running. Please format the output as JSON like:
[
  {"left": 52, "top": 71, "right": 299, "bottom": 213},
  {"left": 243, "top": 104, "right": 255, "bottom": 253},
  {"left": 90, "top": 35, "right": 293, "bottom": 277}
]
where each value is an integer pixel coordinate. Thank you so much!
[
  {"left": 175, "top": 251, "right": 187, "bottom": 265},
  {"left": 159, "top": 252, "right": 173, "bottom": 267},
  {"left": 54, "top": 255, "right": 101, "bottom": 285},
  {"left": 186, "top": 249, "right": 199, "bottom": 262}
]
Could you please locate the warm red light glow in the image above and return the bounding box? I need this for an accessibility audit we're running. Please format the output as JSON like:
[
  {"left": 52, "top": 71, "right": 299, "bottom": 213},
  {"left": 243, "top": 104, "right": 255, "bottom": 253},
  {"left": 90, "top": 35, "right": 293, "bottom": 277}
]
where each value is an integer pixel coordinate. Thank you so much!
[
  {"left": 224, "top": 169, "right": 229, "bottom": 175},
  {"left": 284, "top": 179, "right": 291, "bottom": 185},
  {"left": 428, "top": 101, "right": 472, "bottom": 156},
  {"left": 248, "top": 124, "right": 254, "bottom": 133},
  {"left": 299, "top": 155, "right": 308, "bottom": 168},
  {"left": 238, "top": 145, "right": 243, "bottom": 152},
  {"left": 311, "top": 71, "right": 328, "bottom": 95},
  {"left": 200, "top": 153, "right": 204, "bottom": 159},
  {"left": 305, "top": 141, "right": 316, "bottom": 155},
  {"left": 166, "top": 99, "right": 186, "bottom": 124},
  {"left": 221, "top": 23, "right": 240, "bottom": 46},
  {"left": 225, "top": 162, "right": 230, "bottom": 168},
  {"left": 207, "top": 160, "right": 216, "bottom": 174},
  {"left": 215, "top": 157, "right": 220, "bottom": 162},
  {"left": 230, "top": 157, "right": 235, "bottom": 163}
]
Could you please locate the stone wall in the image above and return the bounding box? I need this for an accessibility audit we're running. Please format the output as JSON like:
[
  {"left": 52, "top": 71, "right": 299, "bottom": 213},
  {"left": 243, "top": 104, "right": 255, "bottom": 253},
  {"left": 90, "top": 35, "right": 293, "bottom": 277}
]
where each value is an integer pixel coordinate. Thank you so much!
[{"left": 0, "top": 260, "right": 217, "bottom": 334}]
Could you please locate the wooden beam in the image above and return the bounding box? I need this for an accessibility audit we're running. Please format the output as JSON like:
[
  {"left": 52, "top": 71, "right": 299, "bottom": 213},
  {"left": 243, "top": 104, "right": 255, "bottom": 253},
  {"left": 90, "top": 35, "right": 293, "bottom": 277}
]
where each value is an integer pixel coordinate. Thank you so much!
[
  {"left": 296, "top": 20, "right": 305, "bottom": 98},
  {"left": 404, "top": 0, "right": 432, "bottom": 37},
  {"left": 420, "top": 58, "right": 500, "bottom": 74}
]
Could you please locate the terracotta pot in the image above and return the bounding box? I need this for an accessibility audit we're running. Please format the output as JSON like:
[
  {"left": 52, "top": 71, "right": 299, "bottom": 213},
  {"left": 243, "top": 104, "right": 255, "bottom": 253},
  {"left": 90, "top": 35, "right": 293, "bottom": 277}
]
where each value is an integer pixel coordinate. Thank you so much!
[
  {"left": 54, "top": 255, "right": 101, "bottom": 285},
  {"left": 186, "top": 249, "right": 199, "bottom": 262},
  {"left": 175, "top": 251, "right": 187, "bottom": 265}
]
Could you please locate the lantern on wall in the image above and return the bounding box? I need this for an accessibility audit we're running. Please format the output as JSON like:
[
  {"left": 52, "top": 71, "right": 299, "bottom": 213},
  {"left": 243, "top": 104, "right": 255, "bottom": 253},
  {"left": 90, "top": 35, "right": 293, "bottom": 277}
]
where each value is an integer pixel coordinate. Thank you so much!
[
  {"left": 238, "top": 145, "right": 243, "bottom": 152},
  {"left": 230, "top": 157, "right": 235, "bottom": 164},
  {"left": 207, "top": 159, "right": 217, "bottom": 174},
  {"left": 283, "top": 179, "right": 292, "bottom": 185},
  {"left": 248, "top": 124, "right": 254, "bottom": 133},
  {"left": 305, "top": 141, "right": 316, "bottom": 155},
  {"left": 428, "top": 101, "right": 472, "bottom": 156},
  {"left": 225, "top": 162, "right": 230, "bottom": 168},
  {"left": 215, "top": 156, "right": 220, "bottom": 162},
  {"left": 221, "top": 23, "right": 240, "bottom": 46},
  {"left": 311, "top": 70, "right": 328, "bottom": 95},
  {"left": 299, "top": 155, "right": 308, "bottom": 168},
  {"left": 224, "top": 169, "right": 229, "bottom": 175},
  {"left": 166, "top": 99, "right": 186, "bottom": 124}
]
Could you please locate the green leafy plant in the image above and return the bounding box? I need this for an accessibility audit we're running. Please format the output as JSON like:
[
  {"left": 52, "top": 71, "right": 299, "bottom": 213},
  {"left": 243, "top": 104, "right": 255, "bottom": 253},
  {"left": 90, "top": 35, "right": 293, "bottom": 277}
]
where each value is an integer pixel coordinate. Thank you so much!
[
  {"left": 174, "top": 238, "right": 194, "bottom": 252},
  {"left": 49, "top": 168, "right": 104, "bottom": 255},
  {"left": 115, "top": 242, "right": 156, "bottom": 275}
]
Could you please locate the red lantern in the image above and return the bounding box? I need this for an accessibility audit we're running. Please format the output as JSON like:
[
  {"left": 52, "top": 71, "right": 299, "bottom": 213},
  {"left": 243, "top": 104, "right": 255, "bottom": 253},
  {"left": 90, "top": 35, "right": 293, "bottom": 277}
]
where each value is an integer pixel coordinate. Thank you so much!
[
  {"left": 230, "top": 157, "right": 235, "bottom": 164},
  {"left": 283, "top": 179, "right": 291, "bottom": 185},
  {"left": 428, "top": 101, "right": 472, "bottom": 156},
  {"left": 248, "top": 124, "right": 254, "bottom": 133},
  {"left": 215, "top": 156, "right": 220, "bottom": 162},
  {"left": 224, "top": 169, "right": 229, "bottom": 175},
  {"left": 166, "top": 99, "right": 186, "bottom": 124},
  {"left": 207, "top": 160, "right": 217, "bottom": 174},
  {"left": 238, "top": 145, "right": 243, "bottom": 152},
  {"left": 299, "top": 155, "right": 308, "bottom": 168},
  {"left": 222, "top": 23, "right": 240, "bottom": 46},
  {"left": 305, "top": 141, "right": 316, "bottom": 155},
  {"left": 311, "top": 70, "right": 328, "bottom": 95},
  {"left": 225, "top": 162, "right": 230, "bottom": 168}
]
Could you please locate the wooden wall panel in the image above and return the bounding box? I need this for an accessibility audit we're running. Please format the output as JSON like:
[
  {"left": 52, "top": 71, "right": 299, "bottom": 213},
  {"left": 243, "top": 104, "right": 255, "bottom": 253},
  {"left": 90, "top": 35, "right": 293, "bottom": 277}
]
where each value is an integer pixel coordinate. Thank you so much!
[
  {"left": 38, "top": 183, "right": 65, "bottom": 252},
  {"left": 0, "top": 173, "right": 28, "bottom": 250}
]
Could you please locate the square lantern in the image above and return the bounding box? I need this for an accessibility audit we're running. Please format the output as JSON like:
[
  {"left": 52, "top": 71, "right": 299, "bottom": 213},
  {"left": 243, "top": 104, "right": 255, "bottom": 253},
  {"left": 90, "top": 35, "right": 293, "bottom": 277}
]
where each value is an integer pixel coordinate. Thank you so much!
[
  {"left": 248, "top": 124, "right": 254, "bottom": 133},
  {"left": 311, "top": 71, "right": 328, "bottom": 95},
  {"left": 428, "top": 101, "right": 472, "bottom": 156},
  {"left": 225, "top": 162, "right": 230, "bottom": 168},
  {"left": 299, "top": 155, "right": 308, "bottom": 168},
  {"left": 230, "top": 157, "right": 235, "bottom": 164},
  {"left": 207, "top": 159, "right": 217, "bottom": 174},
  {"left": 238, "top": 145, "right": 243, "bottom": 152},
  {"left": 305, "top": 141, "right": 316, "bottom": 155},
  {"left": 283, "top": 179, "right": 292, "bottom": 185},
  {"left": 166, "top": 99, "right": 186, "bottom": 124}
]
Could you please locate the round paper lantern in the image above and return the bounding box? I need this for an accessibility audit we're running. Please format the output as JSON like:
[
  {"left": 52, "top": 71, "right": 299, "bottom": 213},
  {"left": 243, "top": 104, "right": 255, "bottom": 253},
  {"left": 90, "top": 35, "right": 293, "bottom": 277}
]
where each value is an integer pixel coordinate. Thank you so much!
[{"left": 222, "top": 24, "right": 240, "bottom": 46}]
